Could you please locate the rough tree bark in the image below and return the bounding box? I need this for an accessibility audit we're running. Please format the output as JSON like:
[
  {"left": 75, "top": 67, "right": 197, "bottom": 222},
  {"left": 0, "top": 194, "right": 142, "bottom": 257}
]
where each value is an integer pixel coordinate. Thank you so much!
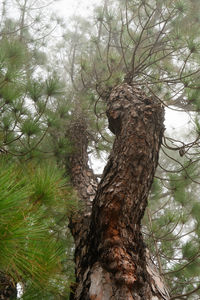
[
  {"left": 69, "top": 83, "right": 170, "bottom": 300},
  {"left": 67, "top": 115, "right": 98, "bottom": 297},
  {"left": 0, "top": 272, "right": 17, "bottom": 299}
]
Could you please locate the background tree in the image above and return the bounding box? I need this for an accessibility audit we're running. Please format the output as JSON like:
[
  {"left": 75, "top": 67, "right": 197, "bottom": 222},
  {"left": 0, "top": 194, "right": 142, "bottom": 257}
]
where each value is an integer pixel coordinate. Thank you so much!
[{"left": 0, "top": 1, "right": 77, "bottom": 299}]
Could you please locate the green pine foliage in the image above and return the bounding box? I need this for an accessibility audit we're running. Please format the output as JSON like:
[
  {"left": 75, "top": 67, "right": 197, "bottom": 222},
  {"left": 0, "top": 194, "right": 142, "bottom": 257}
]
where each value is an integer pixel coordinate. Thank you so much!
[
  {"left": 0, "top": 159, "right": 76, "bottom": 298},
  {"left": 143, "top": 145, "right": 200, "bottom": 298},
  {"left": 0, "top": 33, "right": 72, "bottom": 161},
  {"left": 0, "top": 3, "right": 78, "bottom": 298}
]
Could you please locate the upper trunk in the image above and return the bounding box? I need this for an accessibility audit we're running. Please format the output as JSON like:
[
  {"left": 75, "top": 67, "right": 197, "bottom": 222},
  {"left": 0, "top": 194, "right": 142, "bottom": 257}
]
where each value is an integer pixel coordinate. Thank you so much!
[{"left": 69, "top": 83, "right": 169, "bottom": 300}]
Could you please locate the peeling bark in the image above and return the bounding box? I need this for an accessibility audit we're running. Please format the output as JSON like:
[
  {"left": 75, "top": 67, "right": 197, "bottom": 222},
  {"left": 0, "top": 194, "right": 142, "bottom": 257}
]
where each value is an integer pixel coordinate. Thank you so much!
[{"left": 69, "top": 84, "right": 169, "bottom": 300}]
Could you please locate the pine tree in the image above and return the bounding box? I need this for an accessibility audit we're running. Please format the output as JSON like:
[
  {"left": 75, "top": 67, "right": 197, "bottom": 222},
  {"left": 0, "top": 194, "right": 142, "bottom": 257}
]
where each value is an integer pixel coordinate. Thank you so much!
[
  {"left": 0, "top": 2, "right": 77, "bottom": 299},
  {"left": 49, "top": 0, "right": 200, "bottom": 299},
  {"left": 0, "top": 159, "right": 75, "bottom": 299},
  {"left": 1, "top": 0, "right": 200, "bottom": 299}
]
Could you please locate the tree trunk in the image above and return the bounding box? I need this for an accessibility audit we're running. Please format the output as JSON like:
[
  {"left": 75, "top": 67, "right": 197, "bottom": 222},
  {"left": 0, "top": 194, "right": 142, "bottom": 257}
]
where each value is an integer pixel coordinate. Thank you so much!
[
  {"left": 69, "top": 83, "right": 170, "bottom": 300},
  {"left": 0, "top": 272, "right": 17, "bottom": 299},
  {"left": 67, "top": 116, "right": 98, "bottom": 299}
]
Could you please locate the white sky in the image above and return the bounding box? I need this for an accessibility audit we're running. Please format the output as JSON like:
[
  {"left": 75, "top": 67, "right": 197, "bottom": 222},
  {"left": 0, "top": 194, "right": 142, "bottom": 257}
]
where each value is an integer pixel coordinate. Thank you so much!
[
  {"left": 54, "top": 0, "right": 102, "bottom": 18},
  {"left": 53, "top": 0, "right": 193, "bottom": 172},
  {"left": 54, "top": 1, "right": 191, "bottom": 124},
  {"left": 165, "top": 108, "right": 192, "bottom": 132},
  {"left": 6, "top": 0, "right": 194, "bottom": 138}
]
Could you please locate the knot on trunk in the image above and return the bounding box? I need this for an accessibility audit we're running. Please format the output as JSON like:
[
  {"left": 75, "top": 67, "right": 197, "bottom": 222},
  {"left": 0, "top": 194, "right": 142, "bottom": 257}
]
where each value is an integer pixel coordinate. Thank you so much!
[
  {"left": 106, "top": 109, "right": 122, "bottom": 135},
  {"left": 106, "top": 83, "right": 165, "bottom": 138}
]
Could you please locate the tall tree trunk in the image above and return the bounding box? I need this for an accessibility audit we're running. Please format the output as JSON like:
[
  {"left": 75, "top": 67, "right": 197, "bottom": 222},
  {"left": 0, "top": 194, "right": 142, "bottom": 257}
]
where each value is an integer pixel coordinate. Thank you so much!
[
  {"left": 69, "top": 84, "right": 169, "bottom": 300},
  {"left": 67, "top": 115, "right": 98, "bottom": 298},
  {"left": 0, "top": 272, "right": 17, "bottom": 300}
]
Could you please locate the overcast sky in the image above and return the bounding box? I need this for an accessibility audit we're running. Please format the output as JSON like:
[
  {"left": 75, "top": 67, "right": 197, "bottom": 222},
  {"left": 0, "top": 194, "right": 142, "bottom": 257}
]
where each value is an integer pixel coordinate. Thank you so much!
[
  {"left": 54, "top": 0, "right": 101, "bottom": 19},
  {"left": 53, "top": 0, "right": 192, "bottom": 134},
  {"left": 52, "top": 0, "right": 194, "bottom": 172}
]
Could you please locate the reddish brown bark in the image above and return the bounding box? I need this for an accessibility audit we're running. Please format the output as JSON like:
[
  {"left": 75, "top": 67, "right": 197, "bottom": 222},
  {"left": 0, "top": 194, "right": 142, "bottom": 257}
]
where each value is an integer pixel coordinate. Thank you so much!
[{"left": 69, "top": 84, "right": 169, "bottom": 300}]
